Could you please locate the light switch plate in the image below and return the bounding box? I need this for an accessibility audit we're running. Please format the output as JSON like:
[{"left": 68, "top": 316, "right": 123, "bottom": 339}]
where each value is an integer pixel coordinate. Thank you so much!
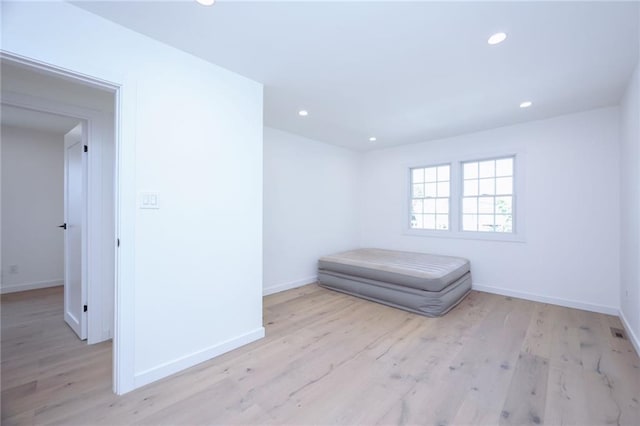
[{"left": 139, "top": 192, "right": 160, "bottom": 209}]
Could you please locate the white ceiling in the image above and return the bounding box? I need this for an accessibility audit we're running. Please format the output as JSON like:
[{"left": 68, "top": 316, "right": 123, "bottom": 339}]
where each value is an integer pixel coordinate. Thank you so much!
[
  {"left": 75, "top": 1, "right": 639, "bottom": 151},
  {"left": 1, "top": 104, "right": 80, "bottom": 135}
]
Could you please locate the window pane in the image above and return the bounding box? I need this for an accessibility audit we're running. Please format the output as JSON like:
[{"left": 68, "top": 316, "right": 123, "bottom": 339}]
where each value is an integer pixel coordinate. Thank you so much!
[
  {"left": 424, "top": 167, "right": 437, "bottom": 182},
  {"left": 462, "top": 214, "right": 478, "bottom": 231},
  {"left": 495, "top": 214, "right": 513, "bottom": 232},
  {"left": 479, "top": 178, "right": 495, "bottom": 195},
  {"left": 463, "top": 197, "right": 477, "bottom": 214},
  {"left": 478, "top": 196, "right": 494, "bottom": 214},
  {"left": 495, "top": 196, "right": 512, "bottom": 214},
  {"left": 412, "top": 168, "right": 424, "bottom": 183},
  {"left": 464, "top": 162, "right": 478, "bottom": 179},
  {"left": 479, "top": 160, "right": 495, "bottom": 178},
  {"left": 425, "top": 183, "right": 437, "bottom": 197},
  {"left": 436, "top": 214, "right": 448, "bottom": 230},
  {"left": 437, "top": 165, "right": 450, "bottom": 181},
  {"left": 496, "top": 158, "right": 513, "bottom": 177},
  {"left": 496, "top": 177, "right": 513, "bottom": 195},
  {"left": 413, "top": 184, "right": 424, "bottom": 198},
  {"left": 411, "top": 199, "right": 423, "bottom": 214},
  {"left": 478, "top": 214, "right": 495, "bottom": 232},
  {"left": 464, "top": 179, "right": 478, "bottom": 196},
  {"left": 424, "top": 198, "right": 436, "bottom": 214},
  {"left": 411, "top": 214, "right": 422, "bottom": 229},
  {"left": 424, "top": 214, "right": 436, "bottom": 229},
  {"left": 436, "top": 198, "right": 449, "bottom": 214},
  {"left": 437, "top": 181, "right": 450, "bottom": 197}
]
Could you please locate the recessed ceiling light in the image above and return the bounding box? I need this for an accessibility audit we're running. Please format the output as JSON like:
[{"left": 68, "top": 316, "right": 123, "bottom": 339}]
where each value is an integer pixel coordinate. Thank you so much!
[
  {"left": 298, "top": 110, "right": 309, "bottom": 117},
  {"left": 519, "top": 101, "right": 533, "bottom": 108},
  {"left": 369, "top": 137, "right": 377, "bottom": 142},
  {"left": 488, "top": 32, "right": 507, "bottom": 45},
  {"left": 196, "top": 0, "right": 216, "bottom": 5}
]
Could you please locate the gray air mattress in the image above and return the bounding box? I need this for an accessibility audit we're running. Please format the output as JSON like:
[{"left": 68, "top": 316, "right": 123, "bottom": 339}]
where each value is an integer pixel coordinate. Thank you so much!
[
  {"left": 318, "top": 248, "right": 472, "bottom": 317},
  {"left": 318, "top": 248, "right": 470, "bottom": 292}
]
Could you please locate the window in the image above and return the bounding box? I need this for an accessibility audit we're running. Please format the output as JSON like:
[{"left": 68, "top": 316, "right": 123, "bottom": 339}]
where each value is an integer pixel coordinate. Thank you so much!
[
  {"left": 461, "top": 156, "right": 514, "bottom": 233},
  {"left": 407, "top": 154, "right": 521, "bottom": 241},
  {"left": 410, "top": 164, "right": 450, "bottom": 230}
]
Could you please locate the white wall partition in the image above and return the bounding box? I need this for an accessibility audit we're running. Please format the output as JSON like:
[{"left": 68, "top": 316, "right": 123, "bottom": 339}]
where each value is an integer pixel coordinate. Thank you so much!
[
  {"left": 359, "top": 107, "right": 621, "bottom": 314},
  {"left": 1, "top": 1, "right": 264, "bottom": 393},
  {"left": 1, "top": 126, "right": 65, "bottom": 293},
  {"left": 263, "top": 127, "right": 360, "bottom": 295}
]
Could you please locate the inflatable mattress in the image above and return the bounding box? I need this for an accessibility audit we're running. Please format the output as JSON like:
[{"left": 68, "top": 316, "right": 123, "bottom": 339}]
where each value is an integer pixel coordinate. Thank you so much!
[{"left": 318, "top": 248, "right": 471, "bottom": 317}]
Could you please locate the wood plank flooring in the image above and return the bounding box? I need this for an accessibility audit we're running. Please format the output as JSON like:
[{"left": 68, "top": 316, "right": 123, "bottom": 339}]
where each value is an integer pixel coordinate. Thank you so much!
[{"left": 2, "top": 285, "right": 639, "bottom": 425}]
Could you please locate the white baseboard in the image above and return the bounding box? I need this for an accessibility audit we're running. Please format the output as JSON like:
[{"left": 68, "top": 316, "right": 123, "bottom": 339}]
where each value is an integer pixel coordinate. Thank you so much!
[
  {"left": 134, "top": 327, "right": 265, "bottom": 390},
  {"left": 263, "top": 275, "right": 317, "bottom": 296},
  {"left": 1, "top": 279, "right": 63, "bottom": 294},
  {"left": 619, "top": 309, "right": 640, "bottom": 357},
  {"left": 472, "top": 283, "right": 619, "bottom": 316}
]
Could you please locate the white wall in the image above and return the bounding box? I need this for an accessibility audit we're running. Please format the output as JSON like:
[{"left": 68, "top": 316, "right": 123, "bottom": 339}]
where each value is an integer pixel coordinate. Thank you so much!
[
  {"left": 1, "top": 1, "right": 264, "bottom": 393},
  {"left": 620, "top": 58, "right": 640, "bottom": 352},
  {"left": 360, "top": 107, "right": 621, "bottom": 314},
  {"left": 1, "top": 126, "right": 65, "bottom": 293},
  {"left": 263, "top": 127, "right": 360, "bottom": 295}
]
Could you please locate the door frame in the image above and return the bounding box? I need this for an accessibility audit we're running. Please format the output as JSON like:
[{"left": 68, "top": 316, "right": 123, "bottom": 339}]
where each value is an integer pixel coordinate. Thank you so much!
[{"left": 1, "top": 50, "right": 136, "bottom": 394}]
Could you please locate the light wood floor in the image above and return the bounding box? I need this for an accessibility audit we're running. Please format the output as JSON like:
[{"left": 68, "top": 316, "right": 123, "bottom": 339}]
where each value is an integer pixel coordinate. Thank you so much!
[{"left": 2, "top": 285, "right": 639, "bottom": 425}]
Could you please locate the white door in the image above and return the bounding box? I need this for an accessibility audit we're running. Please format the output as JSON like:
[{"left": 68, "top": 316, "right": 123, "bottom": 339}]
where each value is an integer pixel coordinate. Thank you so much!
[{"left": 63, "top": 124, "right": 87, "bottom": 340}]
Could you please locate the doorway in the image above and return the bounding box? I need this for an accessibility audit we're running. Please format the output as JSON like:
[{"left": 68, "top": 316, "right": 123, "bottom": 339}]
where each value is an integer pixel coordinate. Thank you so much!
[{"left": 1, "top": 58, "right": 118, "bottom": 387}]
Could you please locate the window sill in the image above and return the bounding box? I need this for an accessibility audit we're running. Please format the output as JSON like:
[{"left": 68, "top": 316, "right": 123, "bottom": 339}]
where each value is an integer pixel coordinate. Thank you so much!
[{"left": 403, "top": 228, "right": 526, "bottom": 243}]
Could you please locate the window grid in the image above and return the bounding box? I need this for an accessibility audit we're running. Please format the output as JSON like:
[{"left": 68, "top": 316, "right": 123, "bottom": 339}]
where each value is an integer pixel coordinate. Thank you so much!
[
  {"left": 410, "top": 164, "right": 450, "bottom": 231},
  {"left": 461, "top": 156, "right": 514, "bottom": 233}
]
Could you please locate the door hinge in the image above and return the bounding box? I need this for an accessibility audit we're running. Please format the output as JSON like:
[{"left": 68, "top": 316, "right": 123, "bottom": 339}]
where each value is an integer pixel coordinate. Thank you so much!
[
  {"left": 84, "top": 145, "right": 88, "bottom": 153},
  {"left": 83, "top": 305, "right": 88, "bottom": 312},
  {"left": 117, "top": 238, "right": 120, "bottom": 247}
]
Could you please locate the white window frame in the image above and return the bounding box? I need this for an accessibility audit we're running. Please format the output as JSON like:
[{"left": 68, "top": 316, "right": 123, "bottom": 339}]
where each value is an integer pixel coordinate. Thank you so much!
[
  {"left": 460, "top": 155, "right": 516, "bottom": 234},
  {"left": 409, "top": 163, "right": 452, "bottom": 231},
  {"left": 403, "top": 150, "right": 526, "bottom": 243}
]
